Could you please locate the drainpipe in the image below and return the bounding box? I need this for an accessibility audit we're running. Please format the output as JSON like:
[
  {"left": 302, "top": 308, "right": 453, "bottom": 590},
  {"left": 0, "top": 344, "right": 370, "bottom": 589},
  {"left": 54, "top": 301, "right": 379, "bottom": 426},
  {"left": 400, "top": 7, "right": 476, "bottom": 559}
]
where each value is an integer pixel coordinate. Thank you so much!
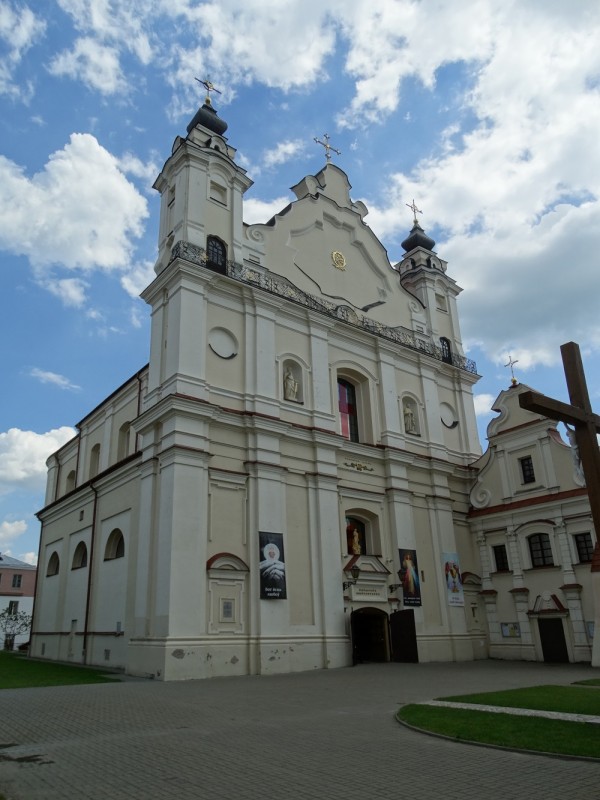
[{"left": 82, "top": 483, "right": 99, "bottom": 665}]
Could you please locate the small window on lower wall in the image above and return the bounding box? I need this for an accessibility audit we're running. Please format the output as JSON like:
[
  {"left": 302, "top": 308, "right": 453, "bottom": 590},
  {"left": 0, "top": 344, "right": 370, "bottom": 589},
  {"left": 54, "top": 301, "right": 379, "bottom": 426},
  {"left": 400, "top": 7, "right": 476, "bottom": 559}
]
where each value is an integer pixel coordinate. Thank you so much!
[
  {"left": 575, "top": 532, "right": 594, "bottom": 563},
  {"left": 492, "top": 544, "right": 509, "bottom": 572},
  {"left": 528, "top": 533, "right": 554, "bottom": 567}
]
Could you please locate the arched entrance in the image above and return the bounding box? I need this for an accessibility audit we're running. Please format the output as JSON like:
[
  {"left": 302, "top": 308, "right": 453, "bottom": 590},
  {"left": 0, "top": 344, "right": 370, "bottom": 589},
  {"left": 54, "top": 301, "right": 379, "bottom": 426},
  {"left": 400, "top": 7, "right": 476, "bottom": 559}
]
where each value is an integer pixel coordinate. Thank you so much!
[{"left": 351, "top": 608, "right": 390, "bottom": 664}]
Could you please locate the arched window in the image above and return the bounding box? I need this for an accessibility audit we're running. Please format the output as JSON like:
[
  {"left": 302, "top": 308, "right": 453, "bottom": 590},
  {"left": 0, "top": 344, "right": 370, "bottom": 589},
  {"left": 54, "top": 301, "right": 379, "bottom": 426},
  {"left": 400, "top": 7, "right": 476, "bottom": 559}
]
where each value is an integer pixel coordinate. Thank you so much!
[
  {"left": 338, "top": 379, "right": 359, "bottom": 442},
  {"left": 104, "top": 529, "right": 125, "bottom": 561},
  {"left": 440, "top": 337, "right": 452, "bottom": 365},
  {"left": 117, "top": 422, "right": 131, "bottom": 461},
  {"left": 206, "top": 235, "right": 227, "bottom": 275},
  {"left": 528, "top": 533, "right": 554, "bottom": 567},
  {"left": 65, "top": 470, "right": 76, "bottom": 493},
  {"left": 89, "top": 443, "right": 101, "bottom": 478},
  {"left": 46, "top": 551, "right": 60, "bottom": 576},
  {"left": 72, "top": 542, "right": 88, "bottom": 570}
]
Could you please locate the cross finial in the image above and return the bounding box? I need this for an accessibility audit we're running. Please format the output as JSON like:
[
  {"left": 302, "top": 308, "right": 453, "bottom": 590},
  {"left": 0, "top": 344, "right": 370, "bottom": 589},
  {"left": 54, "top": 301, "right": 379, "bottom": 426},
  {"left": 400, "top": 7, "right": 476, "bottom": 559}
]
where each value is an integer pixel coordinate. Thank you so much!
[
  {"left": 504, "top": 354, "right": 519, "bottom": 386},
  {"left": 314, "top": 133, "right": 341, "bottom": 163},
  {"left": 195, "top": 76, "right": 222, "bottom": 106},
  {"left": 406, "top": 199, "right": 423, "bottom": 225}
]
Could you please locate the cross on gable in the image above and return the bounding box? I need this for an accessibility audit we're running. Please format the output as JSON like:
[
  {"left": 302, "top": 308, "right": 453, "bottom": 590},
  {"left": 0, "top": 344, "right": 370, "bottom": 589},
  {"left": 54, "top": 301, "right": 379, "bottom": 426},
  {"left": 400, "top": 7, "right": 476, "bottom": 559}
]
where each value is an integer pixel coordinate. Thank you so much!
[
  {"left": 519, "top": 342, "right": 600, "bottom": 559},
  {"left": 314, "top": 133, "right": 341, "bottom": 163}
]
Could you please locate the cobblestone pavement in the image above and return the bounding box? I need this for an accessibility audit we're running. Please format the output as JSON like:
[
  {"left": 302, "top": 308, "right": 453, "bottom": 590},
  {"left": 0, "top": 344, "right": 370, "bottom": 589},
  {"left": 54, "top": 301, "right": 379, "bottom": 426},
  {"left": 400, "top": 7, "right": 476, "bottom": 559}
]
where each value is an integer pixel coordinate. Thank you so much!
[{"left": 0, "top": 660, "right": 599, "bottom": 800}]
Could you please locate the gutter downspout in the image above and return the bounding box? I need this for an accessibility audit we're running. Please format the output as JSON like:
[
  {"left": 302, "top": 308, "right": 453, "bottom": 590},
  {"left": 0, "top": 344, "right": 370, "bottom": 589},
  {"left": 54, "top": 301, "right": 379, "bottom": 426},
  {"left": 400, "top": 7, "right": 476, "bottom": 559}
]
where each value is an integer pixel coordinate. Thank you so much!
[{"left": 82, "top": 483, "right": 98, "bottom": 665}]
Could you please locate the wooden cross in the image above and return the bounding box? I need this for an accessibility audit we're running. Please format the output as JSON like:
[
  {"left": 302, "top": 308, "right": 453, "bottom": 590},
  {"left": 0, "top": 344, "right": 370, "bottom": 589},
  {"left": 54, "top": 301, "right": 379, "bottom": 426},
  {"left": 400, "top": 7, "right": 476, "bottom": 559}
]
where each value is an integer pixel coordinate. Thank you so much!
[
  {"left": 406, "top": 199, "right": 423, "bottom": 225},
  {"left": 314, "top": 133, "right": 341, "bottom": 163},
  {"left": 519, "top": 342, "right": 600, "bottom": 546},
  {"left": 195, "top": 76, "right": 221, "bottom": 106}
]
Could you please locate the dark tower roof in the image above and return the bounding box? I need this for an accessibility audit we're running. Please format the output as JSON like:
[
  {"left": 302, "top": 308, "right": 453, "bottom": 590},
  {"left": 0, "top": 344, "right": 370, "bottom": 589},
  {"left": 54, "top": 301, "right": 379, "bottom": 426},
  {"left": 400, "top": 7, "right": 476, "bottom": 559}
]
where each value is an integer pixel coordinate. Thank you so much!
[
  {"left": 401, "top": 222, "right": 436, "bottom": 253},
  {"left": 186, "top": 100, "right": 228, "bottom": 136}
]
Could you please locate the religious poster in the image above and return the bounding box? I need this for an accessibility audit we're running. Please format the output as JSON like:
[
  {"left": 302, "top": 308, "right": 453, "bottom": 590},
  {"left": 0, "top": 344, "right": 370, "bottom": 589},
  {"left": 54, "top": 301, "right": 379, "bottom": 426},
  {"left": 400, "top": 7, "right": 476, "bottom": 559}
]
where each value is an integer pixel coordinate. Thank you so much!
[
  {"left": 442, "top": 552, "right": 464, "bottom": 606},
  {"left": 259, "top": 531, "right": 287, "bottom": 600},
  {"left": 398, "top": 548, "right": 421, "bottom": 607}
]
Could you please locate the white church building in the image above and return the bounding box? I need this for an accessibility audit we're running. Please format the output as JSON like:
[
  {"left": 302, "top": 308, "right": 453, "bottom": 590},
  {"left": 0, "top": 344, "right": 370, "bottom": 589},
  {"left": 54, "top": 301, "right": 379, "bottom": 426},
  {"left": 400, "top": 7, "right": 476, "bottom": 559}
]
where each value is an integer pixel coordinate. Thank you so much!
[{"left": 31, "top": 94, "right": 522, "bottom": 679}]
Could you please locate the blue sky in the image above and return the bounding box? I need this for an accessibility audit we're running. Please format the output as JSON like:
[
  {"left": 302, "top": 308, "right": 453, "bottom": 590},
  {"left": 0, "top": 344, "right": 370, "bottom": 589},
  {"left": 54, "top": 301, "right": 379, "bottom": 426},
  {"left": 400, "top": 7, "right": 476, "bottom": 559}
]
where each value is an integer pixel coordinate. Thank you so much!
[{"left": 2, "top": 0, "right": 600, "bottom": 564}]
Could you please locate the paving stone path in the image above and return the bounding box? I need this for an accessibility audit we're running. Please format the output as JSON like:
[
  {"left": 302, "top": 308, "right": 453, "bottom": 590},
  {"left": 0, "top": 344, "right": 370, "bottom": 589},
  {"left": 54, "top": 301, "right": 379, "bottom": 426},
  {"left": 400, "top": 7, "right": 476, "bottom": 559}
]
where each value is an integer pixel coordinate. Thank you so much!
[{"left": 0, "top": 660, "right": 599, "bottom": 800}]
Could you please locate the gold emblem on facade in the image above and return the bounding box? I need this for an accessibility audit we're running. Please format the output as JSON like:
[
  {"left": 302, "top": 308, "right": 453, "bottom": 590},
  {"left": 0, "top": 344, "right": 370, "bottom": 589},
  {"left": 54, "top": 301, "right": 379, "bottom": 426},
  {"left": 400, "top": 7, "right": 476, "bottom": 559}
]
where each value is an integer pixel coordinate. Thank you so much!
[{"left": 331, "top": 250, "right": 346, "bottom": 270}]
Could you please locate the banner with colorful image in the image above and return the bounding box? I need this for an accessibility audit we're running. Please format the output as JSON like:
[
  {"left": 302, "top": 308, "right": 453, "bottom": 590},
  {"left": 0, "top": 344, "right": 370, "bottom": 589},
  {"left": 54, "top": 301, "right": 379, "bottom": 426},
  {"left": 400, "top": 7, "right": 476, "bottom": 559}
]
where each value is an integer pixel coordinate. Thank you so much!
[
  {"left": 442, "top": 552, "right": 464, "bottom": 606},
  {"left": 398, "top": 548, "right": 421, "bottom": 607},
  {"left": 259, "top": 531, "right": 287, "bottom": 599}
]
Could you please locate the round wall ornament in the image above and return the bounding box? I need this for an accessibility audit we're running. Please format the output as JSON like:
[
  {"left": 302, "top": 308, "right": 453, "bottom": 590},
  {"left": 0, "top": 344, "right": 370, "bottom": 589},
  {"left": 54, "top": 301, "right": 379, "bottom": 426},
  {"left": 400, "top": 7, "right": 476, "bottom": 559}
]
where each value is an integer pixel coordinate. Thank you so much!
[{"left": 331, "top": 250, "right": 346, "bottom": 270}]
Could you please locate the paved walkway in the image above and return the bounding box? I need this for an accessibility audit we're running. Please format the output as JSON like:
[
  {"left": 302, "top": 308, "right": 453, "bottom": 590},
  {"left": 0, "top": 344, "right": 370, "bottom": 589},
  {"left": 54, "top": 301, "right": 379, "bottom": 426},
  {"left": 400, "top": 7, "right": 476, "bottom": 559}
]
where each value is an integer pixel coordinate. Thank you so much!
[
  {"left": 424, "top": 698, "right": 600, "bottom": 724},
  {"left": 0, "top": 660, "right": 599, "bottom": 800}
]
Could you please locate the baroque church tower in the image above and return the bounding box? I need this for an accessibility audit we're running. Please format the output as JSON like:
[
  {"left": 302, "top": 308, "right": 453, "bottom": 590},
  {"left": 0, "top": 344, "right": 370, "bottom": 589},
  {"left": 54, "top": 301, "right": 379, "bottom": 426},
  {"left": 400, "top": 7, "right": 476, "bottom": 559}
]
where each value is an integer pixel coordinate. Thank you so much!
[{"left": 32, "top": 93, "right": 486, "bottom": 680}]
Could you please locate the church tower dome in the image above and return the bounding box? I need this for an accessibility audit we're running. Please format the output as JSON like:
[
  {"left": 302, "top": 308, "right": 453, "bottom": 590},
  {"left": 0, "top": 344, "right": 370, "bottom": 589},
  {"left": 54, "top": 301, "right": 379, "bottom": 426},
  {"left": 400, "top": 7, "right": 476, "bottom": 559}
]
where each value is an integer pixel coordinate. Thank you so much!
[
  {"left": 186, "top": 98, "right": 228, "bottom": 136},
  {"left": 401, "top": 221, "right": 436, "bottom": 253}
]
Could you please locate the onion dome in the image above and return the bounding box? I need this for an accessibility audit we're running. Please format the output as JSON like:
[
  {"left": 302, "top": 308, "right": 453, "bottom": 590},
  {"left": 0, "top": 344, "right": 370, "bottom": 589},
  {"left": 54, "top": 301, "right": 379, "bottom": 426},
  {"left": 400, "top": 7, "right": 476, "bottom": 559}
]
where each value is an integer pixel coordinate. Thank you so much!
[
  {"left": 186, "top": 99, "right": 228, "bottom": 136},
  {"left": 401, "top": 222, "right": 436, "bottom": 253}
]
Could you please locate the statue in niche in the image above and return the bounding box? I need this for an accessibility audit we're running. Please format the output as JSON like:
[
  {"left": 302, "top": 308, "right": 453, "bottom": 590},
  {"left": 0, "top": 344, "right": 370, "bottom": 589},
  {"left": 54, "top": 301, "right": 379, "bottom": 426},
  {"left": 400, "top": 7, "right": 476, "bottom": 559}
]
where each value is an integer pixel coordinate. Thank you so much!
[
  {"left": 283, "top": 367, "right": 299, "bottom": 401},
  {"left": 403, "top": 401, "right": 417, "bottom": 434},
  {"left": 350, "top": 528, "right": 362, "bottom": 555}
]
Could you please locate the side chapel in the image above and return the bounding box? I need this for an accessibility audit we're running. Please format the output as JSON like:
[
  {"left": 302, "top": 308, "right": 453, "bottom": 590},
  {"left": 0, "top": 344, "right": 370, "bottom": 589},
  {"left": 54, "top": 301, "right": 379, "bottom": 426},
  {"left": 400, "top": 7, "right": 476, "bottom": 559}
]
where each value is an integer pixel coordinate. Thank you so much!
[{"left": 31, "top": 95, "right": 487, "bottom": 679}]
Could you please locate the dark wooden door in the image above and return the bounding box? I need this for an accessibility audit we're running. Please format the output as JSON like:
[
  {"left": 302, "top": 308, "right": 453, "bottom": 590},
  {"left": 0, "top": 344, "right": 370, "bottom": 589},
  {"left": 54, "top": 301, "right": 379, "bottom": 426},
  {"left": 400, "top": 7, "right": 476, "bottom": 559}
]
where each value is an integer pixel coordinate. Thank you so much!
[
  {"left": 351, "top": 609, "right": 389, "bottom": 664},
  {"left": 538, "top": 618, "right": 569, "bottom": 663},
  {"left": 389, "top": 609, "right": 419, "bottom": 663}
]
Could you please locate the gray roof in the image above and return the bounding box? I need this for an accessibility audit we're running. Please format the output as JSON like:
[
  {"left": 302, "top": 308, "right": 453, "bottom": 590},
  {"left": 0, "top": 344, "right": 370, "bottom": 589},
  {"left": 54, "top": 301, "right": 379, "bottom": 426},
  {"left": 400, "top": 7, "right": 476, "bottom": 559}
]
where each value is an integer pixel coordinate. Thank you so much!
[{"left": 0, "top": 553, "right": 36, "bottom": 570}]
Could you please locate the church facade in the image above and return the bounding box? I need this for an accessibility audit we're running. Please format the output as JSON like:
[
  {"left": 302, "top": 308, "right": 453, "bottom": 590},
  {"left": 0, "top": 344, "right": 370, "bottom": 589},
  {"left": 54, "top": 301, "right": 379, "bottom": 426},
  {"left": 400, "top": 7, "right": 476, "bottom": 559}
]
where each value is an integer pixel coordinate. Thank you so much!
[
  {"left": 469, "top": 383, "right": 596, "bottom": 664},
  {"left": 32, "top": 96, "right": 492, "bottom": 679}
]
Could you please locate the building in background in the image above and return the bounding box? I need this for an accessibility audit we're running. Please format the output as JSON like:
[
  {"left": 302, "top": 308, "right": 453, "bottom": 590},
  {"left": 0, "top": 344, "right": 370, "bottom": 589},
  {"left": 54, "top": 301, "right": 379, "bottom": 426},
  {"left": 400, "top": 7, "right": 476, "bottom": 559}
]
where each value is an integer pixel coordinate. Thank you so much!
[
  {"left": 469, "top": 383, "right": 595, "bottom": 663},
  {"left": 31, "top": 94, "right": 488, "bottom": 679},
  {"left": 0, "top": 553, "right": 36, "bottom": 650}
]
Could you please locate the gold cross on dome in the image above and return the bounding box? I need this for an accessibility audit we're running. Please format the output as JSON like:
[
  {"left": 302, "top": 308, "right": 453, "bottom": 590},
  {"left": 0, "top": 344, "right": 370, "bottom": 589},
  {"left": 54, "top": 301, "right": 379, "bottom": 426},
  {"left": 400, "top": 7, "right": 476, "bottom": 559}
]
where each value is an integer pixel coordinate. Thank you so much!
[
  {"left": 406, "top": 199, "right": 423, "bottom": 225},
  {"left": 504, "top": 354, "right": 519, "bottom": 386},
  {"left": 314, "top": 133, "right": 341, "bottom": 163},
  {"left": 195, "top": 76, "right": 222, "bottom": 106}
]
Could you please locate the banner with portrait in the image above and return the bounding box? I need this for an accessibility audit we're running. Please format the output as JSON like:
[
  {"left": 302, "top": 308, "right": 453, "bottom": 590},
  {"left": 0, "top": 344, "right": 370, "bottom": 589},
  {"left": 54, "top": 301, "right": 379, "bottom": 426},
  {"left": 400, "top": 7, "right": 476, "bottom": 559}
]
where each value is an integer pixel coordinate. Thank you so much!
[
  {"left": 398, "top": 548, "right": 421, "bottom": 606},
  {"left": 442, "top": 552, "right": 464, "bottom": 606},
  {"left": 259, "top": 531, "right": 287, "bottom": 599}
]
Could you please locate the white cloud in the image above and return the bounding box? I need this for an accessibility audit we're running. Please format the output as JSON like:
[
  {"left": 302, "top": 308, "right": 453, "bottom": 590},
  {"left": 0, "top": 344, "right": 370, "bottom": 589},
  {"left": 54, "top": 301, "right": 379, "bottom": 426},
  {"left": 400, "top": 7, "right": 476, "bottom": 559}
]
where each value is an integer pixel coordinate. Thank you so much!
[
  {"left": 0, "top": 134, "right": 148, "bottom": 280},
  {"left": 120, "top": 259, "right": 155, "bottom": 298},
  {"left": 0, "top": 519, "right": 27, "bottom": 549},
  {"left": 263, "top": 139, "right": 306, "bottom": 170},
  {"left": 243, "top": 196, "right": 292, "bottom": 226},
  {"left": 118, "top": 152, "right": 160, "bottom": 188},
  {"left": 0, "top": 1, "right": 46, "bottom": 100},
  {"left": 43, "top": 277, "right": 89, "bottom": 307},
  {"left": 0, "top": 427, "right": 76, "bottom": 495},
  {"left": 29, "top": 368, "right": 81, "bottom": 391},
  {"left": 49, "top": 37, "right": 127, "bottom": 95},
  {"left": 18, "top": 551, "right": 38, "bottom": 565},
  {"left": 473, "top": 393, "right": 495, "bottom": 417}
]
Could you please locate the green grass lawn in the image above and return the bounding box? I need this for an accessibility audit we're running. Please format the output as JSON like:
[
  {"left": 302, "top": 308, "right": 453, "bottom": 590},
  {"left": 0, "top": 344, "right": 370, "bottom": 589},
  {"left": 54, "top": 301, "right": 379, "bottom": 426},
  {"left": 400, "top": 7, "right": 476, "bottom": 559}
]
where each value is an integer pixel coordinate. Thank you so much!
[
  {"left": 0, "top": 651, "right": 120, "bottom": 689},
  {"left": 397, "top": 683, "right": 600, "bottom": 759},
  {"left": 398, "top": 704, "right": 600, "bottom": 758},
  {"left": 440, "top": 685, "right": 600, "bottom": 715}
]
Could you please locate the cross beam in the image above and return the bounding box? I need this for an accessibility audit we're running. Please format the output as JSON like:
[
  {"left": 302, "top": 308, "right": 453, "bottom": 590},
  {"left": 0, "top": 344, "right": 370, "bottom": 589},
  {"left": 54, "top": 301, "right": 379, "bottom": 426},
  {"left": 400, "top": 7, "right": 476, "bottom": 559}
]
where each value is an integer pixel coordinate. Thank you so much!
[{"left": 519, "top": 342, "right": 600, "bottom": 545}]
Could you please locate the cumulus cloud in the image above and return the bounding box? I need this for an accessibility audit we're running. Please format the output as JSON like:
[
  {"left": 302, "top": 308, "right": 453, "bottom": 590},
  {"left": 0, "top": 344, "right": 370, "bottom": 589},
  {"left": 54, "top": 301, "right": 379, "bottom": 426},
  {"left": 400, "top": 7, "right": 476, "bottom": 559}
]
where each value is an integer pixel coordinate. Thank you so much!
[
  {"left": 0, "top": 133, "right": 148, "bottom": 281},
  {"left": 0, "top": 427, "right": 76, "bottom": 495},
  {"left": 29, "top": 368, "right": 81, "bottom": 391},
  {"left": 0, "top": 1, "right": 46, "bottom": 100},
  {"left": 120, "top": 259, "right": 155, "bottom": 298},
  {"left": 262, "top": 139, "right": 306, "bottom": 170},
  {"left": 473, "top": 393, "right": 495, "bottom": 418},
  {"left": 49, "top": 37, "right": 127, "bottom": 95},
  {"left": 18, "top": 551, "right": 38, "bottom": 565},
  {"left": 0, "top": 519, "right": 27, "bottom": 549},
  {"left": 243, "top": 196, "right": 293, "bottom": 225}
]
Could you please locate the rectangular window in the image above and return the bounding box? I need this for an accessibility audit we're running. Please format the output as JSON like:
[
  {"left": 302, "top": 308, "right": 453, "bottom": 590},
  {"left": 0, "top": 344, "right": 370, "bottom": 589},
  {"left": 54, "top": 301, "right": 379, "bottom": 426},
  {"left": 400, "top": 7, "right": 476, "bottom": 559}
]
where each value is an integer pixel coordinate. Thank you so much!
[
  {"left": 575, "top": 533, "right": 594, "bottom": 563},
  {"left": 12, "top": 574, "right": 22, "bottom": 588},
  {"left": 493, "top": 544, "right": 509, "bottom": 572},
  {"left": 519, "top": 456, "right": 536, "bottom": 484},
  {"left": 528, "top": 533, "right": 554, "bottom": 567},
  {"left": 7, "top": 601, "right": 19, "bottom": 616}
]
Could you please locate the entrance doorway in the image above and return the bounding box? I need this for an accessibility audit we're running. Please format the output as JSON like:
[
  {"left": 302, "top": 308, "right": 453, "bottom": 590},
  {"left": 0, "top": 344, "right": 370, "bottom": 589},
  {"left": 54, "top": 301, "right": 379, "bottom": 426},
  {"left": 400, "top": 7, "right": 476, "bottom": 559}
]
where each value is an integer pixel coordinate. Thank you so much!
[
  {"left": 537, "top": 617, "right": 569, "bottom": 663},
  {"left": 351, "top": 608, "right": 390, "bottom": 663},
  {"left": 389, "top": 609, "right": 419, "bottom": 662}
]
